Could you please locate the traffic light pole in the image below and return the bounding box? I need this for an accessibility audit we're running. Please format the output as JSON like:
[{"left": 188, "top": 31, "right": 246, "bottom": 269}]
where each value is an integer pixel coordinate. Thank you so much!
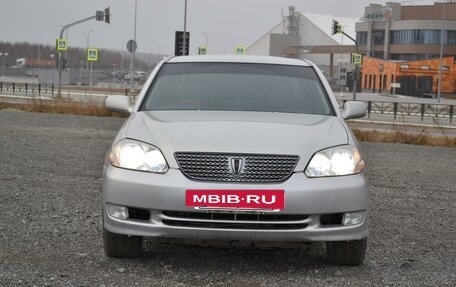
[
  {"left": 340, "top": 31, "right": 358, "bottom": 101},
  {"left": 56, "top": 8, "right": 110, "bottom": 97},
  {"left": 57, "top": 15, "right": 97, "bottom": 97}
]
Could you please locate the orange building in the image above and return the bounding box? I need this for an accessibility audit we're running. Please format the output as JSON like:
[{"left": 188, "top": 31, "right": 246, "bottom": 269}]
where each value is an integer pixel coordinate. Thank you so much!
[{"left": 361, "top": 56, "right": 456, "bottom": 97}]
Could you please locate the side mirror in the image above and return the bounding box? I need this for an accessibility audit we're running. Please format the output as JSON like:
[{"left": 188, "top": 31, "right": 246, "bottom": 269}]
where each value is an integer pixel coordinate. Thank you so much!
[
  {"left": 342, "top": 101, "right": 367, "bottom": 120},
  {"left": 105, "top": 95, "right": 132, "bottom": 114}
]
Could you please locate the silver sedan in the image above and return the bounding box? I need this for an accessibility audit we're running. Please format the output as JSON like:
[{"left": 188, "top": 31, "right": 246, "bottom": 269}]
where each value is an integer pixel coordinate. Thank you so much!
[{"left": 102, "top": 55, "right": 368, "bottom": 265}]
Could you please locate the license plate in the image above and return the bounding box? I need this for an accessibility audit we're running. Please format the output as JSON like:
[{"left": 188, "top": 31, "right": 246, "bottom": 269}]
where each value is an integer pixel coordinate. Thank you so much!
[{"left": 185, "top": 190, "right": 285, "bottom": 210}]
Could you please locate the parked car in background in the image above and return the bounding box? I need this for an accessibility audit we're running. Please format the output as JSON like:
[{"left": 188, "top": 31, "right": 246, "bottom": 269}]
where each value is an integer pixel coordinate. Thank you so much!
[
  {"left": 103, "top": 55, "right": 369, "bottom": 265},
  {"left": 124, "top": 71, "right": 148, "bottom": 82},
  {"left": 111, "top": 71, "right": 126, "bottom": 81}
]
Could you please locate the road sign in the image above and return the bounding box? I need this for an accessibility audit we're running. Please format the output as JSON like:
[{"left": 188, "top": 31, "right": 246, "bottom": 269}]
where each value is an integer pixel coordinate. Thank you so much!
[
  {"left": 352, "top": 53, "right": 362, "bottom": 65},
  {"left": 235, "top": 46, "right": 246, "bottom": 55},
  {"left": 175, "top": 31, "right": 190, "bottom": 56},
  {"left": 56, "top": 38, "right": 68, "bottom": 51},
  {"left": 87, "top": 48, "right": 98, "bottom": 61},
  {"left": 126, "top": 40, "right": 137, "bottom": 53},
  {"left": 391, "top": 83, "right": 401, "bottom": 88},
  {"left": 198, "top": 46, "right": 207, "bottom": 55}
]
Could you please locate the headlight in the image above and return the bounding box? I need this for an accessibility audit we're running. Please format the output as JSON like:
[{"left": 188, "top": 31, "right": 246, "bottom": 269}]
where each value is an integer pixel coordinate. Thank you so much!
[
  {"left": 305, "top": 145, "right": 365, "bottom": 177},
  {"left": 108, "top": 139, "right": 168, "bottom": 173}
]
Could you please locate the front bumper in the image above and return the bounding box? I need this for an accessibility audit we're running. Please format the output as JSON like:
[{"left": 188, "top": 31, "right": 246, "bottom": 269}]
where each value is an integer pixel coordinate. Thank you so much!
[{"left": 102, "top": 165, "right": 369, "bottom": 242}]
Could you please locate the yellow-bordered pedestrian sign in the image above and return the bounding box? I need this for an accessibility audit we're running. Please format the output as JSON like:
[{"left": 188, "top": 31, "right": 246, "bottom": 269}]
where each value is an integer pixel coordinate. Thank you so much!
[
  {"left": 352, "top": 53, "right": 362, "bottom": 65},
  {"left": 56, "top": 38, "right": 68, "bottom": 51},
  {"left": 87, "top": 48, "right": 98, "bottom": 62},
  {"left": 235, "top": 46, "right": 246, "bottom": 55},
  {"left": 198, "top": 46, "right": 207, "bottom": 55}
]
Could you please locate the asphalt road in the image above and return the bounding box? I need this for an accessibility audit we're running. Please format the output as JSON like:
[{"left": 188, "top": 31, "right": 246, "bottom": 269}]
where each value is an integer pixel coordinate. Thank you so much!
[{"left": 0, "top": 110, "right": 455, "bottom": 287}]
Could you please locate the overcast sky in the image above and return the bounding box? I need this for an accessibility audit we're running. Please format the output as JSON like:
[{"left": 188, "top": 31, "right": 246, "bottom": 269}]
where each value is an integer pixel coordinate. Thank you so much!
[{"left": 0, "top": 0, "right": 436, "bottom": 56}]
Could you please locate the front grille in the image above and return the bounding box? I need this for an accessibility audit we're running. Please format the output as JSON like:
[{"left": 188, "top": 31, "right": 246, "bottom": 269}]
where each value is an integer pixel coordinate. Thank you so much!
[
  {"left": 174, "top": 152, "right": 299, "bottom": 183},
  {"left": 162, "top": 211, "right": 309, "bottom": 230}
]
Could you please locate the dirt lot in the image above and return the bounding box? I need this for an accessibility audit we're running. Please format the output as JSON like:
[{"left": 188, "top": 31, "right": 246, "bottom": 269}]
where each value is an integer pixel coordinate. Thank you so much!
[{"left": 0, "top": 110, "right": 455, "bottom": 286}]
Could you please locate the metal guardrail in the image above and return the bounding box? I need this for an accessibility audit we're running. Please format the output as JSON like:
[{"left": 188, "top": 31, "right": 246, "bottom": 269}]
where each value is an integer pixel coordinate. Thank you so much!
[
  {"left": 339, "top": 100, "right": 455, "bottom": 124},
  {"left": 0, "top": 82, "right": 55, "bottom": 96},
  {"left": 0, "top": 81, "right": 140, "bottom": 98}
]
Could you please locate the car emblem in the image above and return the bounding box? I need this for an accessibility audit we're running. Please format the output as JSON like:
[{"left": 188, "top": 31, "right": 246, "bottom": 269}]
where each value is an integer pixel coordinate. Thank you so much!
[{"left": 229, "top": 157, "right": 245, "bottom": 176}]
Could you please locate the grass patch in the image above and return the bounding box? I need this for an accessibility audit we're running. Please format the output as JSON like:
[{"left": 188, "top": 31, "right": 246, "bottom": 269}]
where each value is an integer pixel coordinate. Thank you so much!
[
  {"left": 353, "top": 128, "right": 456, "bottom": 148},
  {"left": 352, "top": 114, "right": 456, "bottom": 147},
  {"left": 0, "top": 99, "right": 125, "bottom": 117}
]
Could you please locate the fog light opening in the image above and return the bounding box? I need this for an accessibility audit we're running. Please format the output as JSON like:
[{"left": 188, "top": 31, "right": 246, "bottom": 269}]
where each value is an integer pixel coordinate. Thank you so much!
[
  {"left": 107, "top": 203, "right": 129, "bottom": 220},
  {"left": 342, "top": 211, "right": 365, "bottom": 226}
]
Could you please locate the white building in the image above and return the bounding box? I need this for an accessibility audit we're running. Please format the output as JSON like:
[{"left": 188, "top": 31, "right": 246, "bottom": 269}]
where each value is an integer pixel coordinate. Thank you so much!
[{"left": 247, "top": 7, "right": 357, "bottom": 71}]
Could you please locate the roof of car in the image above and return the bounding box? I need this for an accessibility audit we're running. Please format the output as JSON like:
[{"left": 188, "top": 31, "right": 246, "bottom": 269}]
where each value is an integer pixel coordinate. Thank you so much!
[{"left": 166, "top": 55, "right": 312, "bottom": 67}]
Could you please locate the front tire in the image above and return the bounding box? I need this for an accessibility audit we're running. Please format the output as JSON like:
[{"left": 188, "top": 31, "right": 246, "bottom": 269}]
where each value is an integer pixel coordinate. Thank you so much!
[
  {"left": 326, "top": 238, "right": 367, "bottom": 265},
  {"left": 103, "top": 228, "right": 143, "bottom": 258}
]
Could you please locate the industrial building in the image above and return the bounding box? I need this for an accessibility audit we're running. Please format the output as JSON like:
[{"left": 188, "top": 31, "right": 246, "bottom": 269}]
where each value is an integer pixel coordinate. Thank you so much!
[
  {"left": 248, "top": 1, "right": 456, "bottom": 97},
  {"left": 247, "top": 6, "right": 357, "bottom": 80}
]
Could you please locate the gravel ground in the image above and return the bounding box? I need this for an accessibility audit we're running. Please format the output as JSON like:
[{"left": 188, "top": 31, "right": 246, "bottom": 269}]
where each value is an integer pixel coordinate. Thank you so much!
[{"left": 0, "top": 110, "right": 455, "bottom": 287}]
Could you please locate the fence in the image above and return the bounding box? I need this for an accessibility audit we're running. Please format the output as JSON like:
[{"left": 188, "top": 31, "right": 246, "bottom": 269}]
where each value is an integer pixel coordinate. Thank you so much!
[
  {"left": 0, "top": 81, "right": 140, "bottom": 98},
  {"left": 339, "top": 100, "right": 455, "bottom": 124},
  {"left": 0, "top": 82, "right": 55, "bottom": 96},
  {"left": 1, "top": 81, "right": 454, "bottom": 124}
]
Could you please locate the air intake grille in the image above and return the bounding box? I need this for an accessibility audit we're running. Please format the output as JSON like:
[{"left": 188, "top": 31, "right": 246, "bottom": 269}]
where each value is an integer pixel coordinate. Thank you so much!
[
  {"left": 162, "top": 211, "right": 309, "bottom": 230},
  {"left": 174, "top": 152, "right": 299, "bottom": 183}
]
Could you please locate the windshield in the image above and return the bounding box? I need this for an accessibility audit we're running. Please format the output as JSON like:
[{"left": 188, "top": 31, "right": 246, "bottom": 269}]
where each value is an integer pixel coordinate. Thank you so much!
[{"left": 140, "top": 62, "right": 334, "bottom": 115}]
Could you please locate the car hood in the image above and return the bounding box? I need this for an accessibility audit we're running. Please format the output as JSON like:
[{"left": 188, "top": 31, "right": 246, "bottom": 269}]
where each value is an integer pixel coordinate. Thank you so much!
[{"left": 123, "top": 111, "right": 349, "bottom": 171}]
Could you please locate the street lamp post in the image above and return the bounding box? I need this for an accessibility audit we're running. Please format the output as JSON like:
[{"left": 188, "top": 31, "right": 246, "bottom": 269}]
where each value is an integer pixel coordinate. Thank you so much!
[
  {"left": 155, "top": 45, "right": 167, "bottom": 60},
  {"left": 149, "top": 42, "right": 155, "bottom": 63},
  {"left": 50, "top": 54, "right": 55, "bottom": 95},
  {"left": 79, "top": 60, "right": 83, "bottom": 85},
  {"left": 81, "top": 30, "right": 93, "bottom": 72},
  {"left": 203, "top": 32, "right": 211, "bottom": 52},
  {"left": 130, "top": 0, "right": 138, "bottom": 94},
  {"left": 182, "top": 0, "right": 188, "bottom": 56},
  {"left": 82, "top": 31, "right": 93, "bottom": 89},
  {"left": 338, "top": 59, "right": 349, "bottom": 97},
  {"left": 0, "top": 52, "right": 8, "bottom": 78},
  {"left": 37, "top": 38, "right": 42, "bottom": 86},
  {"left": 437, "top": 1, "right": 447, "bottom": 107}
]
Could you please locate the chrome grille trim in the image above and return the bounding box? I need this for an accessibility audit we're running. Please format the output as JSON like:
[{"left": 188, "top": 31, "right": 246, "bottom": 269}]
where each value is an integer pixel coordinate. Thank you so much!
[
  {"left": 161, "top": 211, "right": 309, "bottom": 230},
  {"left": 174, "top": 152, "right": 299, "bottom": 183}
]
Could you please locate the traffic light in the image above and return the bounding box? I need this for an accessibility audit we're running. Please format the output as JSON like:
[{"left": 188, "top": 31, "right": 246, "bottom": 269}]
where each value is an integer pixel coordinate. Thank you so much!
[
  {"left": 104, "top": 7, "right": 110, "bottom": 24},
  {"left": 96, "top": 10, "right": 104, "bottom": 21},
  {"left": 332, "top": 20, "right": 341, "bottom": 35}
]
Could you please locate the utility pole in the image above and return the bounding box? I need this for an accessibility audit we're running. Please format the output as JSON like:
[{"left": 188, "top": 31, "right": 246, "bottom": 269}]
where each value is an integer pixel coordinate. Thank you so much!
[
  {"left": 182, "top": 0, "right": 188, "bottom": 56},
  {"left": 130, "top": 0, "right": 137, "bottom": 94},
  {"left": 332, "top": 20, "right": 359, "bottom": 101},
  {"left": 82, "top": 31, "right": 93, "bottom": 71},
  {"left": 437, "top": 1, "right": 447, "bottom": 107},
  {"left": 156, "top": 45, "right": 167, "bottom": 59}
]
